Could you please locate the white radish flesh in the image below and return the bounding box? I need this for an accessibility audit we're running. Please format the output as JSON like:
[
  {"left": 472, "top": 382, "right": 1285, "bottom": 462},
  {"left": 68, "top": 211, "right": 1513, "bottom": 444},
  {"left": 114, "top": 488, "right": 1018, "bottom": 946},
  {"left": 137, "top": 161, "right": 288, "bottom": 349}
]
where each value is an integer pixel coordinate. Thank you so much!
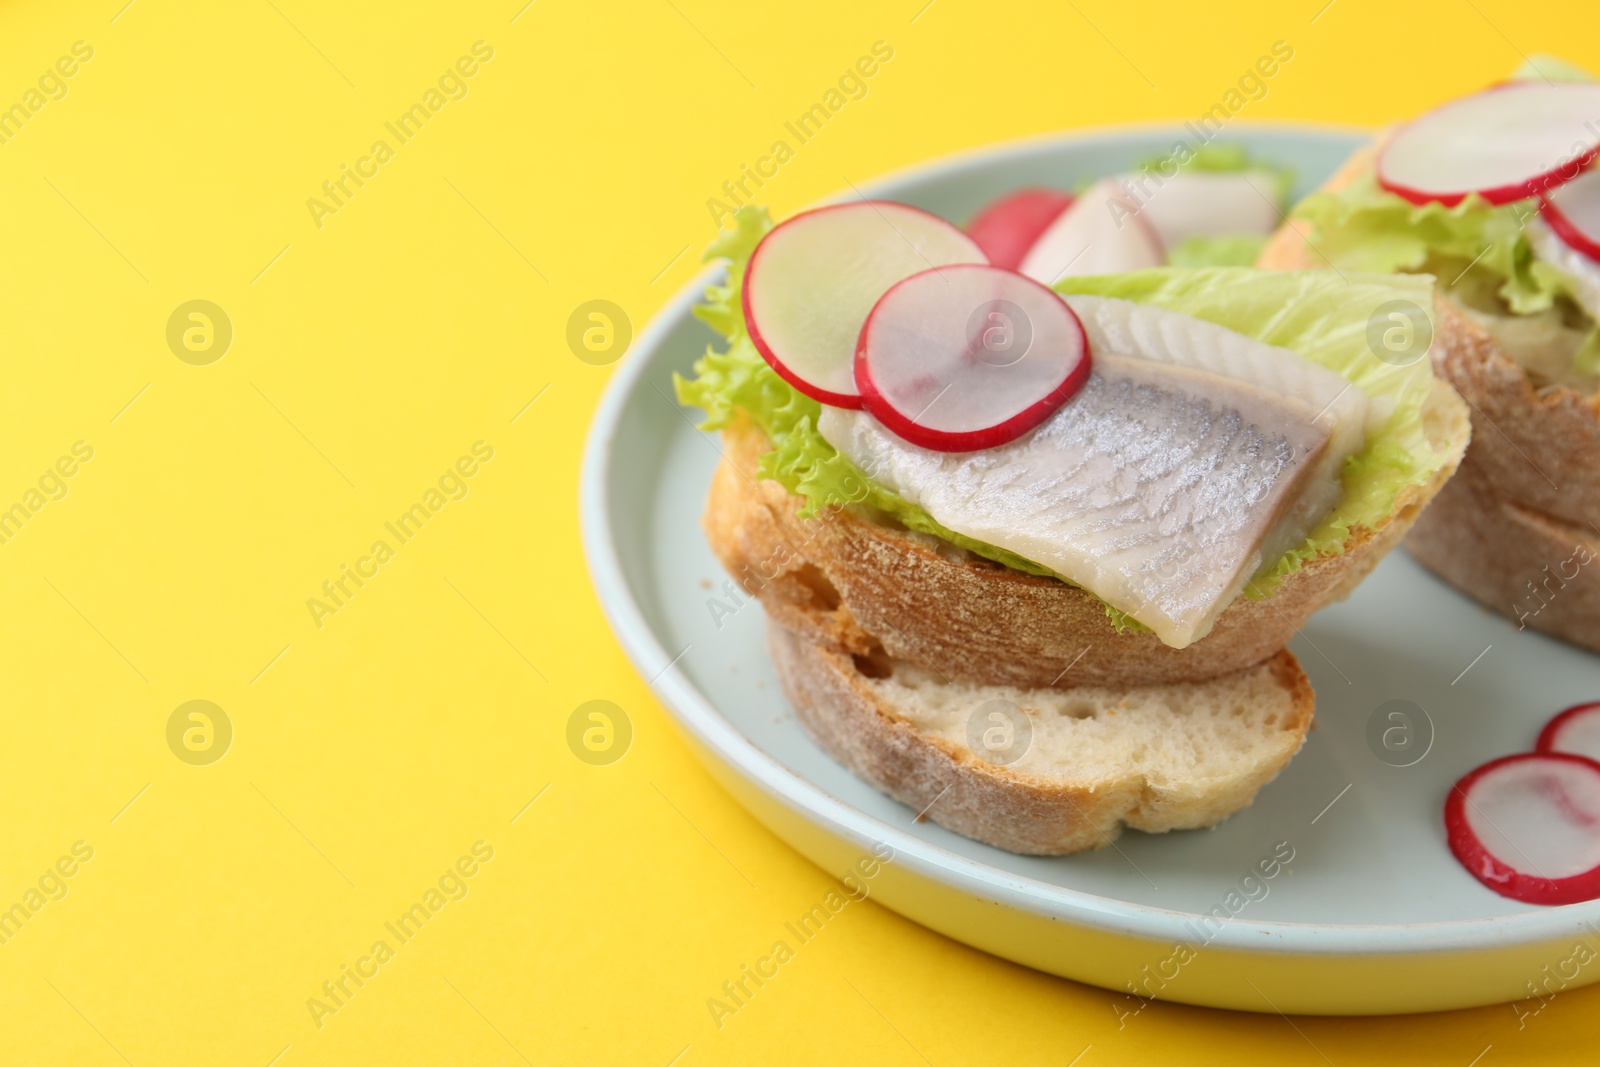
[
  {"left": 1018, "top": 179, "right": 1163, "bottom": 285},
  {"left": 1538, "top": 702, "right": 1600, "bottom": 763},
  {"left": 1378, "top": 82, "right": 1600, "bottom": 206},
  {"left": 966, "top": 188, "right": 1075, "bottom": 269},
  {"left": 1445, "top": 752, "right": 1600, "bottom": 905},
  {"left": 743, "top": 201, "right": 987, "bottom": 407},
  {"left": 853, "top": 265, "right": 1090, "bottom": 452},
  {"left": 1527, "top": 216, "right": 1600, "bottom": 326},
  {"left": 1127, "top": 170, "right": 1285, "bottom": 249},
  {"left": 1541, "top": 167, "right": 1600, "bottom": 262}
]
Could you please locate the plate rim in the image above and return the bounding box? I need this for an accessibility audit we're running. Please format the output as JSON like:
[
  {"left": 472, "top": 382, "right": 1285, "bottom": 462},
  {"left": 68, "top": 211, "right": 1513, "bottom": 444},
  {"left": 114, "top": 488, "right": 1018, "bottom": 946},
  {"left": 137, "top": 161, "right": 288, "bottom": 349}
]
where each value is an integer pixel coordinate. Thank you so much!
[{"left": 580, "top": 121, "right": 1600, "bottom": 958}]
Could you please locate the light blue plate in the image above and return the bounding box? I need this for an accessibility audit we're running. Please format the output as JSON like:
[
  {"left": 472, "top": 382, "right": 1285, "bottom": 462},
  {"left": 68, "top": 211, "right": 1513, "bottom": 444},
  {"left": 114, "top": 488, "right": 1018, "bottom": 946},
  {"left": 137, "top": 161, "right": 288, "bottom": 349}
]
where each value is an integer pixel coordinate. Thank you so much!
[{"left": 581, "top": 125, "right": 1600, "bottom": 1014}]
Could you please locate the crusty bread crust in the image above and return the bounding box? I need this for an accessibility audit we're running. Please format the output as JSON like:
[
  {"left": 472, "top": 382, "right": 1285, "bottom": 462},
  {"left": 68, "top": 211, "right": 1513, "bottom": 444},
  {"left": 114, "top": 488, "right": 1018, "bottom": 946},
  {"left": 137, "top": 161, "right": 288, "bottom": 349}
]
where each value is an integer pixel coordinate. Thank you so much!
[
  {"left": 1406, "top": 449, "right": 1600, "bottom": 653},
  {"left": 1258, "top": 137, "right": 1600, "bottom": 651},
  {"left": 1429, "top": 299, "right": 1600, "bottom": 527},
  {"left": 704, "top": 389, "right": 1467, "bottom": 689},
  {"left": 766, "top": 622, "right": 1315, "bottom": 855}
]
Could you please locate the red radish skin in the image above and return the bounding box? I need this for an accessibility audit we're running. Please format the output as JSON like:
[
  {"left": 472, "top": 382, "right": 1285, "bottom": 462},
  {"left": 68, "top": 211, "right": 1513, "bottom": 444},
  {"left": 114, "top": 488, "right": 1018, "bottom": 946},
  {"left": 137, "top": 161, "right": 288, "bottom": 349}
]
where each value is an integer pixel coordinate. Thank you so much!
[
  {"left": 1537, "top": 702, "right": 1600, "bottom": 761},
  {"left": 1445, "top": 752, "right": 1600, "bottom": 906},
  {"left": 966, "top": 189, "right": 1075, "bottom": 270},
  {"left": 1541, "top": 170, "right": 1600, "bottom": 264},
  {"left": 1378, "top": 81, "right": 1600, "bottom": 208},
  {"left": 744, "top": 283, "right": 864, "bottom": 409},
  {"left": 742, "top": 201, "right": 987, "bottom": 409},
  {"left": 742, "top": 208, "right": 863, "bottom": 410},
  {"left": 856, "top": 354, "right": 1093, "bottom": 453},
  {"left": 853, "top": 265, "right": 1091, "bottom": 453}
]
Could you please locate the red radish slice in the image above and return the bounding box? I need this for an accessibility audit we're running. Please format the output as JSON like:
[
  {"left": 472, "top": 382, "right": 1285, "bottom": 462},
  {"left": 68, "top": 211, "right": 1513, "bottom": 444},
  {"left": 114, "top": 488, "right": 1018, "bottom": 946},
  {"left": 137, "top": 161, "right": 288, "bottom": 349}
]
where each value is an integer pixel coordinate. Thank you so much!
[
  {"left": 1378, "top": 81, "right": 1600, "bottom": 207},
  {"left": 966, "top": 188, "right": 1075, "bottom": 269},
  {"left": 1018, "top": 179, "right": 1163, "bottom": 285},
  {"left": 1537, "top": 702, "right": 1600, "bottom": 762},
  {"left": 743, "top": 201, "right": 987, "bottom": 408},
  {"left": 854, "top": 264, "right": 1091, "bottom": 452},
  {"left": 1542, "top": 169, "right": 1600, "bottom": 263},
  {"left": 1445, "top": 752, "right": 1600, "bottom": 905}
]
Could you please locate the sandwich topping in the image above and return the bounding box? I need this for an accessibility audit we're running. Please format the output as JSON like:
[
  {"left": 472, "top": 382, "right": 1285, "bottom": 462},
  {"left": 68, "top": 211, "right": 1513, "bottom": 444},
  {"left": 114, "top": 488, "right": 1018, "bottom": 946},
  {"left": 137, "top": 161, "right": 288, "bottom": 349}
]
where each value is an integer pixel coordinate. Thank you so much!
[
  {"left": 743, "top": 200, "right": 987, "bottom": 409},
  {"left": 1375, "top": 80, "right": 1600, "bottom": 207},
  {"left": 1295, "top": 62, "right": 1600, "bottom": 385},
  {"left": 1531, "top": 168, "right": 1600, "bottom": 326},
  {"left": 821, "top": 295, "right": 1370, "bottom": 648}
]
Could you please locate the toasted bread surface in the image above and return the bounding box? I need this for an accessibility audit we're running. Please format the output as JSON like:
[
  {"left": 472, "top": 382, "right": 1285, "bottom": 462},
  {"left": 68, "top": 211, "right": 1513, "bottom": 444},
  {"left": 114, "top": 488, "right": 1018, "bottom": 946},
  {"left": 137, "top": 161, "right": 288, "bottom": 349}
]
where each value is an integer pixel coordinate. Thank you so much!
[{"left": 767, "top": 620, "right": 1315, "bottom": 855}]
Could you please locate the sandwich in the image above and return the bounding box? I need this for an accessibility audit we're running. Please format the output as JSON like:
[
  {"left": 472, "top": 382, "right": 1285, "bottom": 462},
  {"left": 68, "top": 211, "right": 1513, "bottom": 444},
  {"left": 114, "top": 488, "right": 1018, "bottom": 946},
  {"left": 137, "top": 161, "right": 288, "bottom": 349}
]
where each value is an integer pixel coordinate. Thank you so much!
[
  {"left": 677, "top": 185, "right": 1468, "bottom": 855},
  {"left": 1257, "top": 58, "right": 1600, "bottom": 650}
]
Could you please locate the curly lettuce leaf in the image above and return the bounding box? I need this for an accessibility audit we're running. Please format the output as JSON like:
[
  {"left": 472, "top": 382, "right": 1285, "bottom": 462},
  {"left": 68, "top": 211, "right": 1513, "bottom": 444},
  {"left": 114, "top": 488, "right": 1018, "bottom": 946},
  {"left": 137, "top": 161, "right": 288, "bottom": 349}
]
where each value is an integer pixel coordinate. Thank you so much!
[
  {"left": 1292, "top": 174, "right": 1564, "bottom": 313},
  {"left": 676, "top": 210, "right": 1450, "bottom": 623}
]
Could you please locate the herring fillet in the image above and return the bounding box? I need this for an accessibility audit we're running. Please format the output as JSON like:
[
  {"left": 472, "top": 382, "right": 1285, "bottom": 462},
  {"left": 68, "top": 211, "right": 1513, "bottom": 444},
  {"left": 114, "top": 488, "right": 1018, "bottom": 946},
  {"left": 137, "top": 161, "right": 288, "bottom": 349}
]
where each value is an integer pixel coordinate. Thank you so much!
[
  {"left": 817, "top": 297, "right": 1375, "bottom": 648},
  {"left": 820, "top": 356, "right": 1332, "bottom": 648}
]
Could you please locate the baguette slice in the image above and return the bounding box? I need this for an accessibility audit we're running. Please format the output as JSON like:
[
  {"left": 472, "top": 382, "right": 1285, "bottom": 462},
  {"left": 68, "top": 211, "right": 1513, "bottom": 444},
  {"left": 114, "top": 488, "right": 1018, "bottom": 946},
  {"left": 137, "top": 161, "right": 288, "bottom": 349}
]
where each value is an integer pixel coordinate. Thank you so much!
[
  {"left": 1406, "top": 448, "right": 1600, "bottom": 653},
  {"left": 767, "top": 620, "right": 1314, "bottom": 855},
  {"left": 705, "top": 390, "right": 1467, "bottom": 689}
]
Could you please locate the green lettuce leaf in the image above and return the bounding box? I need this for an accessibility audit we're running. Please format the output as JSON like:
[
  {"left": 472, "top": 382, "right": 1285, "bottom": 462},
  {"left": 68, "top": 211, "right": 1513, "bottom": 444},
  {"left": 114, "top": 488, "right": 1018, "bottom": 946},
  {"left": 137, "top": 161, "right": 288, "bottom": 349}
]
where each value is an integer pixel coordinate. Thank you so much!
[
  {"left": 1291, "top": 173, "right": 1564, "bottom": 313},
  {"left": 676, "top": 209, "right": 1451, "bottom": 627},
  {"left": 1167, "top": 233, "right": 1270, "bottom": 267},
  {"left": 1053, "top": 268, "right": 1445, "bottom": 591}
]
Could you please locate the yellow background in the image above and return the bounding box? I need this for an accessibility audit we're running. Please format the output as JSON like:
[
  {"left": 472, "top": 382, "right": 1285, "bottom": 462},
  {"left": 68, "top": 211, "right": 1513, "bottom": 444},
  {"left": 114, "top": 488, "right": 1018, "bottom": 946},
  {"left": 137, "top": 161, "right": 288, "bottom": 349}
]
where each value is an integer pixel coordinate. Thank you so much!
[{"left": 1, "top": 0, "right": 1596, "bottom": 1063}]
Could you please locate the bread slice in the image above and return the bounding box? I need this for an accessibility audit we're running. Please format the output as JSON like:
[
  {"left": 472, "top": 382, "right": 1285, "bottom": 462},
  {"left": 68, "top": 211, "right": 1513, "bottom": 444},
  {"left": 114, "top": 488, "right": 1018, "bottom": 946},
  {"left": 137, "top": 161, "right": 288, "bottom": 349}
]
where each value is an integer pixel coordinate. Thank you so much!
[
  {"left": 1406, "top": 448, "right": 1600, "bottom": 652},
  {"left": 1258, "top": 141, "right": 1600, "bottom": 650},
  {"left": 767, "top": 619, "right": 1315, "bottom": 855},
  {"left": 1424, "top": 297, "right": 1600, "bottom": 528},
  {"left": 705, "top": 390, "right": 1468, "bottom": 689},
  {"left": 1259, "top": 146, "right": 1600, "bottom": 526}
]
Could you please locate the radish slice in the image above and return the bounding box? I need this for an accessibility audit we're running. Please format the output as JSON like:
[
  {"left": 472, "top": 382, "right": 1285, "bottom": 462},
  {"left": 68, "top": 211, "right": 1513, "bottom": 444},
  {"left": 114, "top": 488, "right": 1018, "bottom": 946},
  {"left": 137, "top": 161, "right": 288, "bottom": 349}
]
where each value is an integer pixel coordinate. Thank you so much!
[
  {"left": 1018, "top": 179, "right": 1164, "bottom": 285},
  {"left": 1133, "top": 170, "right": 1284, "bottom": 249},
  {"left": 1541, "top": 168, "right": 1600, "bottom": 263},
  {"left": 1378, "top": 82, "right": 1600, "bottom": 207},
  {"left": 743, "top": 202, "right": 987, "bottom": 408},
  {"left": 966, "top": 188, "right": 1075, "bottom": 269},
  {"left": 1538, "top": 702, "right": 1600, "bottom": 762},
  {"left": 1445, "top": 752, "right": 1600, "bottom": 905},
  {"left": 854, "top": 264, "right": 1090, "bottom": 452}
]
